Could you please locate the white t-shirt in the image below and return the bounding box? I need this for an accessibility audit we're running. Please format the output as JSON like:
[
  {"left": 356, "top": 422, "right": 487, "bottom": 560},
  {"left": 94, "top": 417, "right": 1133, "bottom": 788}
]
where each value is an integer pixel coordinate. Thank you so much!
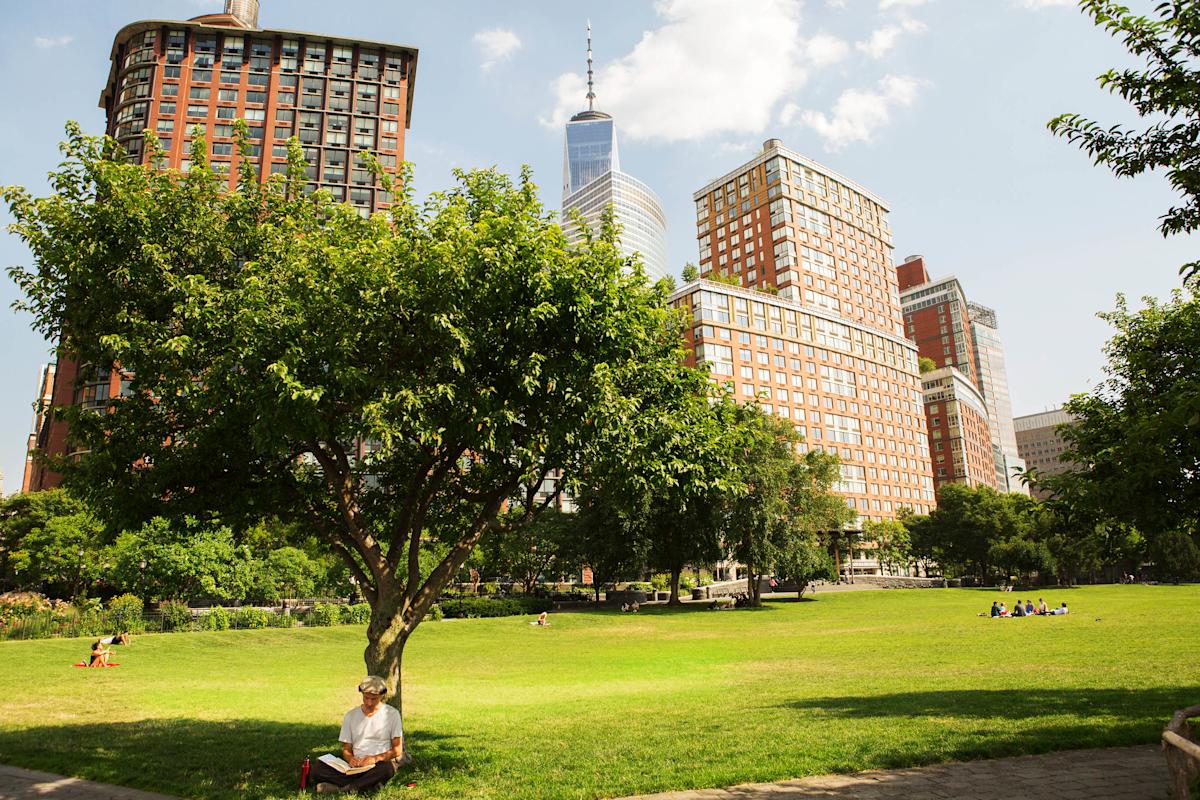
[{"left": 339, "top": 705, "right": 403, "bottom": 757}]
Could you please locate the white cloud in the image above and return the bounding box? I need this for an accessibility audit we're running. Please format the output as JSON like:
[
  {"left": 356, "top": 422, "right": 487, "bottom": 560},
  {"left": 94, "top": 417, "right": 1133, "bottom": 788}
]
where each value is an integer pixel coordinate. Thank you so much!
[
  {"left": 34, "top": 35, "right": 74, "bottom": 49},
  {"left": 543, "top": 0, "right": 807, "bottom": 143},
  {"left": 879, "top": 0, "right": 930, "bottom": 8},
  {"left": 473, "top": 28, "right": 521, "bottom": 72},
  {"left": 855, "top": 18, "right": 926, "bottom": 58},
  {"left": 798, "top": 74, "right": 923, "bottom": 151},
  {"left": 1015, "top": 0, "right": 1075, "bottom": 6},
  {"left": 804, "top": 33, "right": 851, "bottom": 67}
]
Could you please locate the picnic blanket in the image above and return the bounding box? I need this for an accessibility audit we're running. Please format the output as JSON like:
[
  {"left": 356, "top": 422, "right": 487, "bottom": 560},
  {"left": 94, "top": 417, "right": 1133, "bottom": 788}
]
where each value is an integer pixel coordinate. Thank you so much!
[{"left": 73, "top": 662, "right": 120, "bottom": 668}]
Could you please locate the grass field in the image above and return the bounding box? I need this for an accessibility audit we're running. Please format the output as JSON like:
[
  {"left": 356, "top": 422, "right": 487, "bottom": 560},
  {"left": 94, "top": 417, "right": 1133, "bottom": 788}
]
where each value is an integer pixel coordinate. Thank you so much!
[{"left": 0, "top": 585, "right": 1195, "bottom": 799}]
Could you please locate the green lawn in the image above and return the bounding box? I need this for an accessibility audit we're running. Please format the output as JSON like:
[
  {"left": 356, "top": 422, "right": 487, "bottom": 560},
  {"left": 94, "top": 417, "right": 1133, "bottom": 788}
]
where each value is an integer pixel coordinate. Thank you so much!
[{"left": 0, "top": 585, "right": 1195, "bottom": 799}]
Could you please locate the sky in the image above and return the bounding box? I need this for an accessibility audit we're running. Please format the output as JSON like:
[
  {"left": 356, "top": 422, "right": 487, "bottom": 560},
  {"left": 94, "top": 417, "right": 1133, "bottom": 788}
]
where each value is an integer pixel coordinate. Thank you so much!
[{"left": 0, "top": 0, "right": 1191, "bottom": 495}]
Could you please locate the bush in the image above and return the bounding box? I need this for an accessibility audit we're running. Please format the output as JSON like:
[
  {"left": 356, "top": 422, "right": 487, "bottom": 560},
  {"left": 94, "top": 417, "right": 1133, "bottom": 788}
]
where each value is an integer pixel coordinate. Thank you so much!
[
  {"left": 426, "top": 604, "right": 444, "bottom": 622},
  {"left": 269, "top": 611, "right": 296, "bottom": 628},
  {"left": 307, "top": 602, "right": 342, "bottom": 627},
  {"left": 438, "top": 597, "right": 551, "bottom": 619},
  {"left": 106, "top": 593, "right": 145, "bottom": 634},
  {"left": 626, "top": 582, "right": 653, "bottom": 592},
  {"left": 679, "top": 576, "right": 697, "bottom": 592},
  {"left": 650, "top": 574, "right": 670, "bottom": 592},
  {"left": 199, "top": 607, "right": 230, "bottom": 631},
  {"left": 479, "top": 582, "right": 500, "bottom": 596},
  {"left": 159, "top": 600, "right": 193, "bottom": 632},
  {"left": 232, "top": 608, "right": 272, "bottom": 629},
  {"left": 341, "top": 603, "right": 371, "bottom": 625}
]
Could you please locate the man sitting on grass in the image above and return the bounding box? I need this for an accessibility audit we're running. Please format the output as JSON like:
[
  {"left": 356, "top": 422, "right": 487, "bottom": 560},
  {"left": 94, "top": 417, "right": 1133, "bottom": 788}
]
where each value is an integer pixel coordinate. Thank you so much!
[{"left": 311, "top": 676, "right": 407, "bottom": 794}]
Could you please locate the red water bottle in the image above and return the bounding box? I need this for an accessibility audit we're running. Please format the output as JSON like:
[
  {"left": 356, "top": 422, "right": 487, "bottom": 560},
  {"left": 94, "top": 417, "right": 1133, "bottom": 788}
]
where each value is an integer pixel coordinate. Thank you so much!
[{"left": 300, "top": 756, "right": 311, "bottom": 790}]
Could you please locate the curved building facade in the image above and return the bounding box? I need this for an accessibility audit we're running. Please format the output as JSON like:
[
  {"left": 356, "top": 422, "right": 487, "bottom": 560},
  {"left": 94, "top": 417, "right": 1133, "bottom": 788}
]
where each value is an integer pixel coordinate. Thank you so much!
[{"left": 562, "top": 169, "right": 669, "bottom": 282}]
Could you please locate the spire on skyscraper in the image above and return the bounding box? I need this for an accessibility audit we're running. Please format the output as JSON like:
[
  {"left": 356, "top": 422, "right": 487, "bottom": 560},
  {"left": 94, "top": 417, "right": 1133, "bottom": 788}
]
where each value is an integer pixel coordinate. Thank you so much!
[{"left": 586, "top": 21, "right": 596, "bottom": 112}]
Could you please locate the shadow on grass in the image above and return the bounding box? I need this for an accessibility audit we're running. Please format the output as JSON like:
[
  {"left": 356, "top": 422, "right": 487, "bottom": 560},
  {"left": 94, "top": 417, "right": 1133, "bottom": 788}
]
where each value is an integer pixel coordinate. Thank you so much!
[
  {"left": 0, "top": 719, "right": 473, "bottom": 799},
  {"left": 777, "top": 686, "right": 1196, "bottom": 768}
]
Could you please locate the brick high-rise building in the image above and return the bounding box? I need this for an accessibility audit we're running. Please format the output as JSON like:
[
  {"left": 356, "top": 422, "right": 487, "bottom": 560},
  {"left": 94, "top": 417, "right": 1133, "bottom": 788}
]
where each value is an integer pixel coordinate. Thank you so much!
[
  {"left": 921, "top": 367, "right": 997, "bottom": 490},
  {"left": 24, "top": 1, "right": 418, "bottom": 491},
  {"left": 897, "top": 255, "right": 977, "bottom": 384},
  {"left": 672, "top": 139, "right": 934, "bottom": 574},
  {"left": 20, "top": 364, "right": 56, "bottom": 493}
]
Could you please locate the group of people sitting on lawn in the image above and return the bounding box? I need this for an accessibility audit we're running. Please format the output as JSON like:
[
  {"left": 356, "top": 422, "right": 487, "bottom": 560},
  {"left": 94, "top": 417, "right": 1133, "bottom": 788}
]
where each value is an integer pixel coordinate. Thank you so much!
[{"left": 989, "top": 599, "right": 1068, "bottom": 617}]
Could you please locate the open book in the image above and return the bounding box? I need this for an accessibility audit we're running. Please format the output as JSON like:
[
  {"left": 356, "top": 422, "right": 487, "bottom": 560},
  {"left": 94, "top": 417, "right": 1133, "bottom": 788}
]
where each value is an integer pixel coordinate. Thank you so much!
[{"left": 318, "top": 753, "right": 374, "bottom": 775}]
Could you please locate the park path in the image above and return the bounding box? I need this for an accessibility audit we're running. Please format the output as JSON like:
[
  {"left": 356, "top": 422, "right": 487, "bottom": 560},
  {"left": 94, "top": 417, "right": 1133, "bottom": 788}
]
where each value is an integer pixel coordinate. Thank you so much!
[
  {"left": 0, "top": 744, "right": 1169, "bottom": 799},
  {"left": 615, "top": 745, "right": 1167, "bottom": 800}
]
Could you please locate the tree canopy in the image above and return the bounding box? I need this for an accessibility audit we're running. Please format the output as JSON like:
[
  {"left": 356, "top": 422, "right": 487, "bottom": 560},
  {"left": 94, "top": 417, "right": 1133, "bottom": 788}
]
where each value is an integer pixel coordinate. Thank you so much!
[{"left": 3, "top": 126, "right": 698, "bottom": 731}]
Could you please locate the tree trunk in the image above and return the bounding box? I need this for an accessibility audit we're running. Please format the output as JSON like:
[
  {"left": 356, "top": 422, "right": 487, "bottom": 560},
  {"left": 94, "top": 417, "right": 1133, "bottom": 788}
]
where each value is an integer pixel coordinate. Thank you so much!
[
  {"left": 363, "top": 600, "right": 413, "bottom": 760},
  {"left": 747, "top": 566, "right": 761, "bottom": 607},
  {"left": 668, "top": 566, "right": 683, "bottom": 605}
]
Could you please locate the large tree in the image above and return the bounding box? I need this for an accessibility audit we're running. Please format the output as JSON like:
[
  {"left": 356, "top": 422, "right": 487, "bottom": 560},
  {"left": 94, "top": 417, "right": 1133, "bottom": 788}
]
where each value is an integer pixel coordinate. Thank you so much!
[
  {"left": 4, "top": 127, "right": 690, "bottom": 738},
  {"left": 1050, "top": 0, "right": 1200, "bottom": 284},
  {"left": 724, "top": 406, "right": 846, "bottom": 607},
  {"left": 1039, "top": 288, "right": 1200, "bottom": 545}
]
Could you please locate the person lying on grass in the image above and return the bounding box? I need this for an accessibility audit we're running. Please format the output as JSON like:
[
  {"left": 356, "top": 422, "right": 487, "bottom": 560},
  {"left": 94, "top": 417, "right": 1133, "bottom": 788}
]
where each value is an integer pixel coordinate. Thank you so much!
[{"left": 311, "top": 676, "right": 408, "bottom": 794}]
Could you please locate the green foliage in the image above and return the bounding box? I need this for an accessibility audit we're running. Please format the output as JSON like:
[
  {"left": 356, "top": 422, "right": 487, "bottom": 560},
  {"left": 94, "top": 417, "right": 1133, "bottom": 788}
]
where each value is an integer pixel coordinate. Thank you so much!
[
  {"left": 108, "top": 518, "right": 250, "bottom": 604},
  {"left": 306, "top": 602, "right": 342, "bottom": 627},
  {"left": 106, "top": 593, "right": 145, "bottom": 633},
  {"left": 775, "top": 537, "right": 836, "bottom": 597},
  {"left": 199, "top": 607, "right": 230, "bottom": 631},
  {"left": 232, "top": 608, "right": 272, "bottom": 629},
  {"left": 159, "top": 600, "right": 193, "bottom": 632},
  {"left": 437, "top": 597, "right": 552, "bottom": 618},
  {"left": 917, "top": 356, "right": 937, "bottom": 374},
  {"left": 268, "top": 611, "right": 296, "bottom": 628},
  {"left": 681, "top": 263, "right": 699, "bottom": 282},
  {"left": 1040, "top": 288, "right": 1200, "bottom": 552},
  {"left": 907, "top": 484, "right": 1038, "bottom": 581},
  {"left": 340, "top": 602, "right": 371, "bottom": 624},
  {"left": 482, "top": 509, "right": 578, "bottom": 593},
  {"left": 863, "top": 519, "right": 913, "bottom": 575},
  {"left": 725, "top": 405, "right": 851, "bottom": 605},
  {"left": 245, "top": 546, "right": 319, "bottom": 603},
  {"left": 1049, "top": 0, "right": 1200, "bottom": 282},
  {"left": 1149, "top": 530, "right": 1200, "bottom": 583},
  {"left": 2, "top": 123, "right": 716, "bottom": 705},
  {"left": 0, "top": 490, "right": 108, "bottom": 599},
  {"left": 427, "top": 603, "right": 444, "bottom": 622}
]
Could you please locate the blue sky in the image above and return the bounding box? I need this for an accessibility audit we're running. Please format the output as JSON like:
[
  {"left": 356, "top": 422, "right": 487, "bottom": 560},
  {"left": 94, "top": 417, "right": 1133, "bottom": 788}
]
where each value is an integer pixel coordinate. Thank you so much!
[{"left": 0, "top": 0, "right": 1191, "bottom": 494}]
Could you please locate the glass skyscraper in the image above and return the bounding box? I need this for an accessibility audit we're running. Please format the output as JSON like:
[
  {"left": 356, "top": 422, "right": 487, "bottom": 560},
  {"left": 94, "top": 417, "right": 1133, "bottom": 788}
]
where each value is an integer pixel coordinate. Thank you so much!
[
  {"left": 560, "top": 26, "right": 668, "bottom": 281},
  {"left": 563, "top": 111, "right": 618, "bottom": 198}
]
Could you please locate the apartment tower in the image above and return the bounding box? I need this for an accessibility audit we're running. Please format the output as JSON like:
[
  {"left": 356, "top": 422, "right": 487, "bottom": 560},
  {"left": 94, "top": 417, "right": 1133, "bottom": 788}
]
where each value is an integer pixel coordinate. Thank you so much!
[
  {"left": 967, "top": 302, "right": 1027, "bottom": 493},
  {"left": 1014, "top": 408, "right": 1076, "bottom": 501},
  {"left": 673, "top": 139, "right": 934, "bottom": 574},
  {"left": 560, "top": 25, "right": 668, "bottom": 281},
  {"left": 24, "top": 0, "right": 418, "bottom": 491},
  {"left": 921, "top": 366, "right": 997, "bottom": 490}
]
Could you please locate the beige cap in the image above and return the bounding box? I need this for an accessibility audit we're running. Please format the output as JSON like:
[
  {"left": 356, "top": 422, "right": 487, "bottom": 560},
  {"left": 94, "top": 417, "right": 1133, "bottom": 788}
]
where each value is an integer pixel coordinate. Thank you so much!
[{"left": 357, "top": 675, "right": 388, "bottom": 695}]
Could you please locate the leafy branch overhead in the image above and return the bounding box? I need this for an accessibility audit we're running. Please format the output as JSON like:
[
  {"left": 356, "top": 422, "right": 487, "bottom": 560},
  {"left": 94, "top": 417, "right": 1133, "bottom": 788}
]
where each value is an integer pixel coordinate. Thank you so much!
[{"left": 1049, "top": 0, "right": 1200, "bottom": 284}]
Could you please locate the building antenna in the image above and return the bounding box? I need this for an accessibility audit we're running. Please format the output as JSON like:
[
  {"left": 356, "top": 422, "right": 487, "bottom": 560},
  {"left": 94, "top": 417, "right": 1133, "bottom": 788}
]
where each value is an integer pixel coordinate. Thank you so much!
[{"left": 586, "top": 20, "right": 596, "bottom": 111}]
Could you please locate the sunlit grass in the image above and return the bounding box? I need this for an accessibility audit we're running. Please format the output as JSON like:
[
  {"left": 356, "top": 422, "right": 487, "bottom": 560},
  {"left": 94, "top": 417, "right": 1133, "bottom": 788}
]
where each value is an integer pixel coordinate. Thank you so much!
[{"left": 0, "top": 584, "right": 1194, "bottom": 799}]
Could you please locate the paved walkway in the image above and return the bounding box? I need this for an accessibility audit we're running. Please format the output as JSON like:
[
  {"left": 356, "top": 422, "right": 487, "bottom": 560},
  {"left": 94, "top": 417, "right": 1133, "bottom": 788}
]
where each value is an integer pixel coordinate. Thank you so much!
[
  {"left": 617, "top": 745, "right": 1168, "bottom": 800},
  {"left": 0, "top": 764, "right": 177, "bottom": 800},
  {"left": 0, "top": 745, "right": 1170, "bottom": 799}
]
